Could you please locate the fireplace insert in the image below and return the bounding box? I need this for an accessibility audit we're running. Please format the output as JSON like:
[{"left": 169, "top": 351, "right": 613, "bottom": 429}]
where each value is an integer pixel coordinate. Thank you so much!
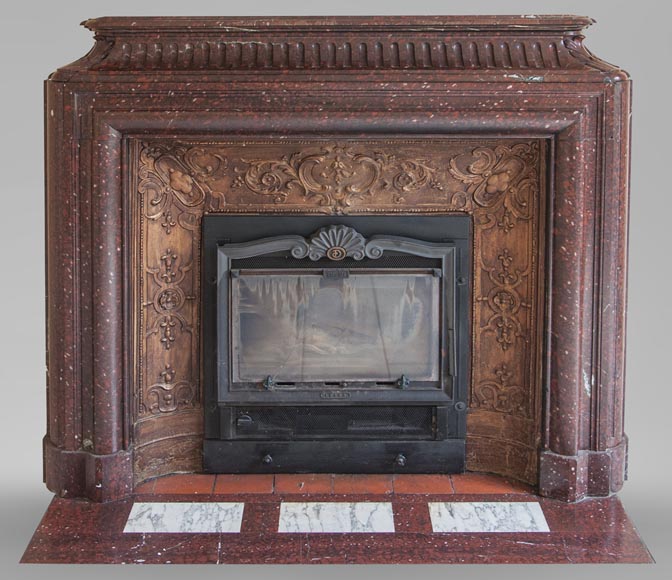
[{"left": 203, "top": 215, "right": 470, "bottom": 473}]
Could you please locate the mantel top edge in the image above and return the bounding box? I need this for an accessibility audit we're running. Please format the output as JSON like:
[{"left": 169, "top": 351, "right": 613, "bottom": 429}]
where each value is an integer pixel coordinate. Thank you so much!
[
  {"left": 82, "top": 14, "right": 595, "bottom": 35},
  {"left": 49, "top": 14, "right": 626, "bottom": 78}
]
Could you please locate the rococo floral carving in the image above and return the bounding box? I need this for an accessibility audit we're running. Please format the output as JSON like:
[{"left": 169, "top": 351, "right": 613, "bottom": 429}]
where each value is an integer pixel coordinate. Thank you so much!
[
  {"left": 232, "top": 144, "right": 443, "bottom": 212},
  {"left": 472, "top": 364, "right": 527, "bottom": 416},
  {"left": 448, "top": 142, "right": 539, "bottom": 232},
  {"left": 146, "top": 365, "right": 196, "bottom": 414},
  {"left": 138, "top": 143, "right": 227, "bottom": 233}
]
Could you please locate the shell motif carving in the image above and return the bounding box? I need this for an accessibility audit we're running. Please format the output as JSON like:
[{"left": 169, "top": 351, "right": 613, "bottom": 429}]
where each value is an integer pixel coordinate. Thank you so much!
[{"left": 307, "top": 225, "right": 367, "bottom": 261}]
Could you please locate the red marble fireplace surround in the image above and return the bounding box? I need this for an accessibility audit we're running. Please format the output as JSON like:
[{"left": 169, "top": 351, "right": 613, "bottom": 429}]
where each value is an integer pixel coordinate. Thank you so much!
[{"left": 43, "top": 15, "right": 631, "bottom": 503}]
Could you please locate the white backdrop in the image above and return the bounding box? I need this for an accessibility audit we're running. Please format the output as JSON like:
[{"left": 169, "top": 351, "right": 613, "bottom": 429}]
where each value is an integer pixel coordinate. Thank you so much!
[{"left": 1, "top": 1, "right": 669, "bottom": 578}]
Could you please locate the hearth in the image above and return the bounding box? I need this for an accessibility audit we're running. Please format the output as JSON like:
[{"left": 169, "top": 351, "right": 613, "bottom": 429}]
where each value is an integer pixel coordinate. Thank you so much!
[
  {"left": 201, "top": 216, "right": 470, "bottom": 472},
  {"left": 42, "top": 15, "right": 632, "bottom": 503}
]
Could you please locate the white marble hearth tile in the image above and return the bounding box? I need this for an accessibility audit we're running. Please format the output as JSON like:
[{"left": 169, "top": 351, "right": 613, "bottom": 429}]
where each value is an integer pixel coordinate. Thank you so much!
[
  {"left": 278, "top": 502, "right": 395, "bottom": 534},
  {"left": 123, "top": 502, "right": 245, "bottom": 534},
  {"left": 428, "top": 501, "right": 550, "bottom": 533}
]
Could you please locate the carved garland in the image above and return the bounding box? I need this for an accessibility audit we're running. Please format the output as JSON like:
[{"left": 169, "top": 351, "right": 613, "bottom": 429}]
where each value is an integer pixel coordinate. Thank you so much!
[{"left": 136, "top": 140, "right": 540, "bottom": 421}]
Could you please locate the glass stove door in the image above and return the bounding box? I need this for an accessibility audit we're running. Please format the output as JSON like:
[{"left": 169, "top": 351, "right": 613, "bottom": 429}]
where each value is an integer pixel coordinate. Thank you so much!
[{"left": 230, "top": 269, "right": 441, "bottom": 387}]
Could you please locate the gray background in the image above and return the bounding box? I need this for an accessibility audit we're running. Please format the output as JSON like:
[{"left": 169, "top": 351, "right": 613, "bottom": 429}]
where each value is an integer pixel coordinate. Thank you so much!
[{"left": 1, "top": 0, "right": 669, "bottom": 578}]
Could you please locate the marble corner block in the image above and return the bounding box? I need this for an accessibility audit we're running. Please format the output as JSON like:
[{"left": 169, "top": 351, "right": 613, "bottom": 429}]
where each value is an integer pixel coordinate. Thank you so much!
[
  {"left": 428, "top": 501, "right": 550, "bottom": 533},
  {"left": 278, "top": 502, "right": 395, "bottom": 534},
  {"left": 123, "top": 502, "right": 245, "bottom": 533}
]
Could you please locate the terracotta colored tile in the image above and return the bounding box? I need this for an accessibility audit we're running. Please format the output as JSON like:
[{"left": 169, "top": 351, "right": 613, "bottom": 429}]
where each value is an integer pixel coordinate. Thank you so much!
[
  {"left": 274, "top": 474, "right": 333, "bottom": 494},
  {"left": 393, "top": 474, "right": 454, "bottom": 494},
  {"left": 450, "top": 473, "right": 532, "bottom": 494},
  {"left": 333, "top": 474, "right": 393, "bottom": 495},
  {"left": 152, "top": 474, "right": 215, "bottom": 495},
  {"left": 133, "top": 479, "right": 156, "bottom": 494},
  {"left": 214, "top": 474, "right": 274, "bottom": 494}
]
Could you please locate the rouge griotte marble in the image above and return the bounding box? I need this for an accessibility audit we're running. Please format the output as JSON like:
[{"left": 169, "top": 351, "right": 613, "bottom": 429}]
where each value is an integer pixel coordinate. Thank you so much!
[
  {"left": 22, "top": 494, "right": 652, "bottom": 564},
  {"left": 44, "top": 16, "right": 631, "bottom": 502}
]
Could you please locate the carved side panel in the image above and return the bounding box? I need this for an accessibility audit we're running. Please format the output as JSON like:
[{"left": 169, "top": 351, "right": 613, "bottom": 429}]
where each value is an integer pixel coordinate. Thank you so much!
[
  {"left": 133, "top": 138, "right": 544, "bottom": 484},
  {"left": 448, "top": 142, "right": 543, "bottom": 482}
]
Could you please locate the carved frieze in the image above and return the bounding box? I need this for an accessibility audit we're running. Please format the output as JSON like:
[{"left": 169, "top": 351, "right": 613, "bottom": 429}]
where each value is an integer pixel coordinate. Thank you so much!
[{"left": 232, "top": 144, "right": 443, "bottom": 212}]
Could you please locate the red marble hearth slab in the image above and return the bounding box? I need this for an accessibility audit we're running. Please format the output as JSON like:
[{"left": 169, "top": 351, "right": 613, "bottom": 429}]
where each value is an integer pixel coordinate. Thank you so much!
[{"left": 21, "top": 493, "right": 653, "bottom": 564}]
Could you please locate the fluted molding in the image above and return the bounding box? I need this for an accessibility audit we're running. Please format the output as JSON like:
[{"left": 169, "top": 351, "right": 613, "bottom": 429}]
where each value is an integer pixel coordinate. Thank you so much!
[{"left": 54, "top": 15, "right": 624, "bottom": 75}]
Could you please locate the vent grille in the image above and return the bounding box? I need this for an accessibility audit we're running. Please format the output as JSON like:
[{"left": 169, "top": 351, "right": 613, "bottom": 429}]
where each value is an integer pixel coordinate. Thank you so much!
[{"left": 233, "top": 406, "right": 435, "bottom": 440}]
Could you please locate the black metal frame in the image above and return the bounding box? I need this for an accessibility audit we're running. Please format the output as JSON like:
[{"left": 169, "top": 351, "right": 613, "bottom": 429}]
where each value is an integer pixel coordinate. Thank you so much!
[{"left": 202, "top": 215, "right": 471, "bottom": 473}]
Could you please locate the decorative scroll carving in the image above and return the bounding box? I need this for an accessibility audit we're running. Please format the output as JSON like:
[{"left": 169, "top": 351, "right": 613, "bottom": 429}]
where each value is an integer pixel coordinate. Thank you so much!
[
  {"left": 232, "top": 144, "right": 442, "bottom": 212},
  {"left": 473, "top": 364, "right": 527, "bottom": 416},
  {"left": 145, "top": 249, "right": 193, "bottom": 351},
  {"left": 563, "top": 35, "right": 619, "bottom": 74},
  {"left": 146, "top": 365, "right": 196, "bottom": 414},
  {"left": 138, "top": 144, "right": 227, "bottom": 234},
  {"left": 448, "top": 142, "right": 538, "bottom": 233},
  {"left": 478, "top": 248, "right": 531, "bottom": 352}
]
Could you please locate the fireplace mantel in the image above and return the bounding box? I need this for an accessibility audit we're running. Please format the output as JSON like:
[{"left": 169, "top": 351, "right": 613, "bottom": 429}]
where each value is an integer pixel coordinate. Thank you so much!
[{"left": 44, "top": 15, "right": 631, "bottom": 502}]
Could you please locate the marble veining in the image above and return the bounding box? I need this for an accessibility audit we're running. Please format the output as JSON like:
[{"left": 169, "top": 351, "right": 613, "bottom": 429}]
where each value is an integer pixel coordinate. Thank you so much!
[
  {"left": 428, "top": 501, "right": 550, "bottom": 533},
  {"left": 123, "top": 502, "right": 244, "bottom": 533},
  {"left": 278, "top": 502, "right": 395, "bottom": 533}
]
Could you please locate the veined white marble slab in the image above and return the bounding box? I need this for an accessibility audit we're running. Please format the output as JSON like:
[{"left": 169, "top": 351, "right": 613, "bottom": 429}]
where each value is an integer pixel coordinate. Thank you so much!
[
  {"left": 278, "top": 502, "right": 395, "bottom": 533},
  {"left": 428, "top": 501, "right": 550, "bottom": 533},
  {"left": 123, "top": 502, "right": 245, "bottom": 533}
]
